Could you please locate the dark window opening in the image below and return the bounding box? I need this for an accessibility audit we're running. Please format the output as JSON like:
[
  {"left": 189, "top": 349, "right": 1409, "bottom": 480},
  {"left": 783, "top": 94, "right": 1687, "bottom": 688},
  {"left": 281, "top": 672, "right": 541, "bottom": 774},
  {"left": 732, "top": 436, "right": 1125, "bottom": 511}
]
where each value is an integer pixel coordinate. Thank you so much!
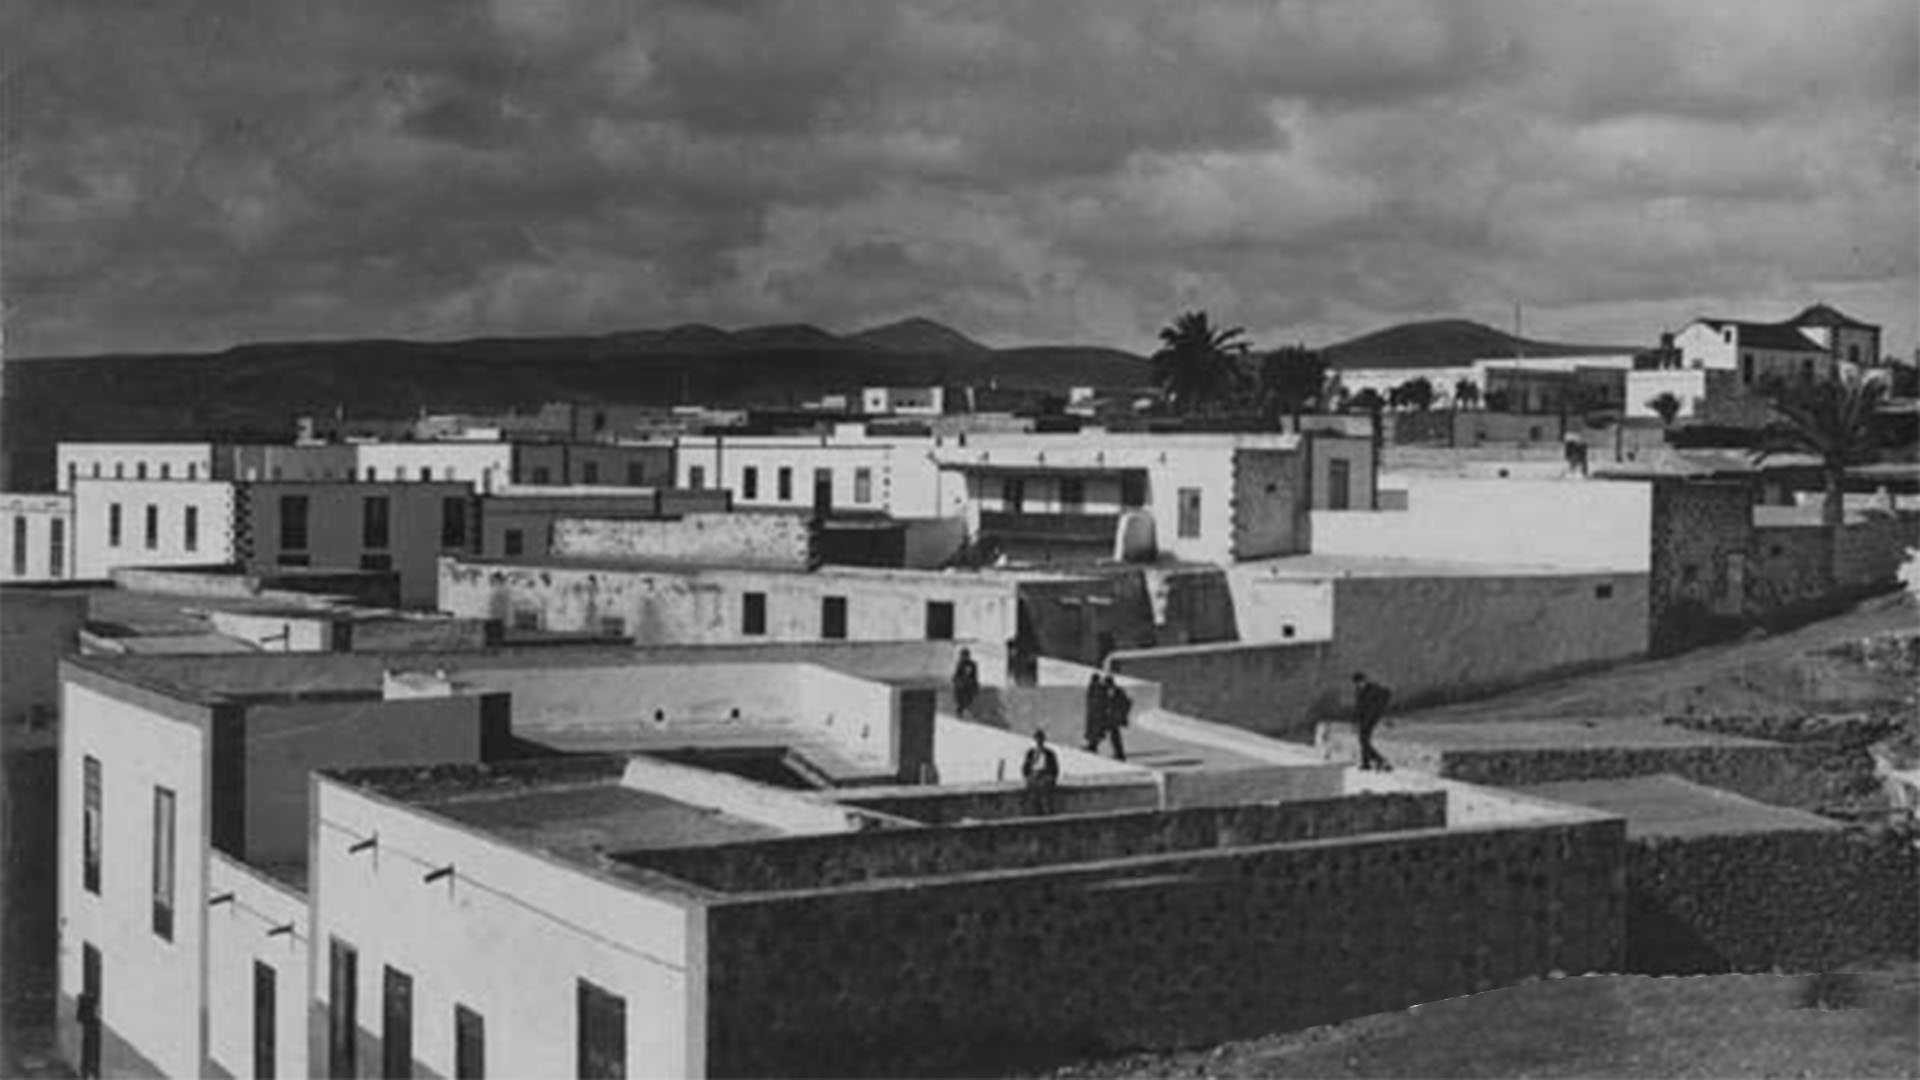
[
  {"left": 50, "top": 518, "right": 65, "bottom": 578},
  {"left": 11, "top": 516, "right": 25, "bottom": 575},
  {"left": 777, "top": 467, "right": 793, "bottom": 502},
  {"left": 362, "top": 496, "right": 391, "bottom": 550},
  {"left": 1595, "top": 584, "right": 1613, "bottom": 599},
  {"left": 359, "top": 554, "right": 393, "bottom": 572},
  {"left": 582, "top": 462, "right": 600, "bottom": 484},
  {"left": 742, "top": 592, "right": 767, "bottom": 636},
  {"left": 822, "top": 596, "right": 848, "bottom": 639},
  {"left": 577, "top": 979, "right": 627, "bottom": 1080},
  {"left": 144, "top": 504, "right": 159, "bottom": 549},
  {"left": 328, "top": 939, "right": 358, "bottom": 1079},
  {"left": 1120, "top": 473, "right": 1148, "bottom": 509},
  {"left": 279, "top": 495, "right": 311, "bottom": 552},
  {"left": 600, "top": 616, "right": 627, "bottom": 638},
  {"left": 184, "top": 507, "right": 198, "bottom": 553},
  {"left": 109, "top": 504, "right": 123, "bottom": 548},
  {"left": 441, "top": 497, "right": 469, "bottom": 549},
  {"left": 1177, "top": 487, "right": 1202, "bottom": 539},
  {"left": 1003, "top": 477, "right": 1025, "bottom": 513},
  {"left": 1059, "top": 477, "right": 1085, "bottom": 511},
  {"left": 625, "top": 463, "right": 645, "bottom": 486},
  {"left": 742, "top": 467, "right": 759, "bottom": 500},
  {"left": 83, "top": 755, "right": 102, "bottom": 895},
  {"left": 503, "top": 529, "right": 525, "bottom": 557},
  {"left": 925, "top": 600, "right": 955, "bottom": 641},
  {"left": 383, "top": 966, "right": 413, "bottom": 1079},
  {"left": 254, "top": 962, "right": 277, "bottom": 1080},
  {"left": 151, "top": 786, "right": 175, "bottom": 941},
  {"left": 454, "top": 1005, "right": 485, "bottom": 1080}
]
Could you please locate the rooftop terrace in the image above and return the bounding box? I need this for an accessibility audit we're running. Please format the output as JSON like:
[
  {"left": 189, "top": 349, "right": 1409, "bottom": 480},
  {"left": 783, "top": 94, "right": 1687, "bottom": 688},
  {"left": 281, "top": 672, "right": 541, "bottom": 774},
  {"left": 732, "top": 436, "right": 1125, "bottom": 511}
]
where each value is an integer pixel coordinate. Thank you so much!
[{"left": 1515, "top": 775, "right": 1842, "bottom": 839}]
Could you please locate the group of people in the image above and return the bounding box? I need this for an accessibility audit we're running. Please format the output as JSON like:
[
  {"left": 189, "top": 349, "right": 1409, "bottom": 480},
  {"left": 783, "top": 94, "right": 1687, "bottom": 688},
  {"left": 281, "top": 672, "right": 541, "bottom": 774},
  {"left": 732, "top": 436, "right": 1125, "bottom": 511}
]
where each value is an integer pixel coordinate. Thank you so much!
[{"left": 1082, "top": 672, "right": 1131, "bottom": 760}]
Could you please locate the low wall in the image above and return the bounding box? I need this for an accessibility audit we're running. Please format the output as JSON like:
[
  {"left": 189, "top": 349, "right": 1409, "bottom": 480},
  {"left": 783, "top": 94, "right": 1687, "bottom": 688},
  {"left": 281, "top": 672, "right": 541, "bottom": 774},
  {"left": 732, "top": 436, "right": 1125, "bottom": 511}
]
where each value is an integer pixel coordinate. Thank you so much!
[
  {"left": 1162, "top": 764, "right": 1346, "bottom": 808},
  {"left": 901, "top": 517, "right": 967, "bottom": 569},
  {"left": 1624, "top": 827, "right": 1919, "bottom": 974},
  {"left": 1145, "top": 567, "right": 1238, "bottom": 645},
  {"left": 625, "top": 791, "right": 1446, "bottom": 893},
  {"left": 838, "top": 779, "right": 1163, "bottom": 825},
  {"left": 703, "top": 815, "right": 1626, "bottom": 1077},
  {"left": 1109, "top": 641, "right": 1330, "bottom": 737},
  {"left": 551, "top": 512, "right": 817, "bottom": 570},
  {"left": 347, "top": 616, "right": 492, "bottom": 652}
]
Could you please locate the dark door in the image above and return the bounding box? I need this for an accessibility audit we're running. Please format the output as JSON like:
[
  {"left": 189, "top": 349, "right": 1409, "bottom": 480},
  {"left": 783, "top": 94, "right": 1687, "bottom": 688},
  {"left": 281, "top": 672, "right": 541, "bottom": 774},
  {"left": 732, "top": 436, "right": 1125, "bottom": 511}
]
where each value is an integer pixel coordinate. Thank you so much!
[
  {"left": 254, "top": 962, "right": 277, "bottom": 1080},
  {"left": 812, "top": 468, "right": 833, "bottom": 518},
  {"left": 329, "top": 938, "right": 357, "bottom": 1078},
  {"left": 383, "top": 967, "right": 413, "bottom": 1079},
  {"left": 79, "top": 943, "right": 101, "bottom": 1079},
  {"left": 1328, "top": 459, "right": 1352, "bottom": 510}
]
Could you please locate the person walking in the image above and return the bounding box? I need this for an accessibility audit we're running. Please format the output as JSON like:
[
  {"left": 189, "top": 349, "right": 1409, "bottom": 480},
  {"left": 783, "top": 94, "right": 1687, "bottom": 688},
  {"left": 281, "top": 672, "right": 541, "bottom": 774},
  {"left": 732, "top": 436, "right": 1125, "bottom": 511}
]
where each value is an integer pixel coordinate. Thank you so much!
[
  {"left": 1350, "top": 672, "right": 1393, "bottom": 771},
  {"left": 1021, "top": 730, "right": 1060, "bottom": 815},
  {"left": 1099, "top": 674, "right": 1131, "bottom": 761},
  {"left": 952, "top": 648, "right": 980, "bottom": 717},
  {"left": 1083, "top": 672, "right": 1106, "bottom": 753}
]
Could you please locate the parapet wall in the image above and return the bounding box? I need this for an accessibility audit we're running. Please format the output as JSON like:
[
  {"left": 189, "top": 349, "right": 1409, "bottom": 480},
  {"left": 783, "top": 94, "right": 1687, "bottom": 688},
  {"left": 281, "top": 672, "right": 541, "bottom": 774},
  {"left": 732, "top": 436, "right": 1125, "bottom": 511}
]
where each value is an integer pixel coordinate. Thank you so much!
[
  {"left": 626, "top": 790, "right": 1445, "bottom": 893},
  {"left": 551, "top": 512, "right": 818, "bottom": 570},
  {"left": 703, "top": 814, "right": 1627, "bottom": 1077}
]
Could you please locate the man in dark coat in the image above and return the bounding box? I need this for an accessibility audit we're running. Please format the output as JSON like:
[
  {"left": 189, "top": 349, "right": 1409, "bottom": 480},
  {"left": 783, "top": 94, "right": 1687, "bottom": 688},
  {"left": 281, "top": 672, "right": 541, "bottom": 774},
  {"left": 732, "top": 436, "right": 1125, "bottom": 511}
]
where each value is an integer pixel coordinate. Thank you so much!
[
  {"left": 1083, "top": 672, "right": 1106, "bottom": 752},
  {"left": 1098, "top": 674, "right": 1130, "bottom": 761},
  {"left": 1021, "top": 730, "right": 1060, "bottom": 815},
  {"left": 1351, "top": 672, "right": 1393, "bottom": 771},
  {"left": 952, "top": 648, "right": 980, "bottom": 717}
]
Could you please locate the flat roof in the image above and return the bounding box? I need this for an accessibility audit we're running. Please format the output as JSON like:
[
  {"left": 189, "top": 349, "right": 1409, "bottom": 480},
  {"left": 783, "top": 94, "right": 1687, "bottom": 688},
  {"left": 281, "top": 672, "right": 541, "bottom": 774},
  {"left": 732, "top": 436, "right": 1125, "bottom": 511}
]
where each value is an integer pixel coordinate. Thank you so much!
[
  {"left": 449, "top": 554, "right": 1088, "bottom": 583},
  {"left": 427, "top": 779, "right": 786, "bottom": 859},
  {"left": 1236, "top": 554, "right": 1612, "bottom": 579},
  {"left": 1514, "top": 774, "right": 1841, "bottom": 838},
  {"left": 1380, "top": 718, "right": 1778, "bottom": 752}
]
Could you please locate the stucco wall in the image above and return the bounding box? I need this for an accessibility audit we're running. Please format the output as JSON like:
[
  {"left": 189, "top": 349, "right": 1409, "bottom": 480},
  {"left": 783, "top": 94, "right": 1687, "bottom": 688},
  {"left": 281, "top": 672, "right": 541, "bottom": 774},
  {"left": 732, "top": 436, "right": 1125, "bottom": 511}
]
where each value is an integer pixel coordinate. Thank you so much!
[
  {"left": 702, "top": 815, "right": 1626, "bottom": 1077},
  {"left": 311, "top": 780, "right": 703, "bottom": 1080},
  {"left": 72, "top": 479, "right": 238, "bottom": 580},
  {"left": 57, "top": 444, "right": 219, "bottom": 491},
  {"left": 1, "top": 494, "right": 74, "bottom": 581},
  {"left": 205, "top": 854, "right": 308, "bottom": 1080},
  {"left": 238, "top": 481, "right": 475, "bottom": 608},
  {"left": 1311, "top": 478, "right": 1653, "bottom": 571},
  {"left": 1623, "top": 828, "right": 1918, "bottom": 975},
  {"left": 1230, "top": 447, "right": 1309, "bottom": 560},
  {"left": 1226, "top": 571, "right": 1336, "bottom": 643},
  {"left": 551, "top": 513, "right": 818, "bottom": 571}
]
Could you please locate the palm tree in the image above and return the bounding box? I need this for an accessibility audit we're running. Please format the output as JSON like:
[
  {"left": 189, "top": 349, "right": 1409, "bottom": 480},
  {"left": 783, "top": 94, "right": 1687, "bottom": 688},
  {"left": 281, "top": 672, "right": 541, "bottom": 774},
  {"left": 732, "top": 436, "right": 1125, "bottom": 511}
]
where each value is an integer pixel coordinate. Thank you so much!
[
  {"left": 1255, "top": 345, "right": 1328, "bottom": 431},
  {"left": 1754, "top": 372, "right": 1888, "bottom": 584},
  {"left": 1151, "top": 311, "right": 1250, "bottom": 416},
  {"left": 1453, "top": 379, "right": 1480, "bottom": 410}
]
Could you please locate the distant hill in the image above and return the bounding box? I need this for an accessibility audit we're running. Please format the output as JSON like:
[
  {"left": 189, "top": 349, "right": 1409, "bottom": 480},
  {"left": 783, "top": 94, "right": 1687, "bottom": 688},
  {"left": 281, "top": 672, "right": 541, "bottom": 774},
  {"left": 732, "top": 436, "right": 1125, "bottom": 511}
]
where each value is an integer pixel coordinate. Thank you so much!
[
  {"left": 850, "top": 317, "right": 992, "bottom": 357},
  {"left": 1323, "top": 319, "right": 1637, "bottom": 370},
  {"left": 1, "top": 322, "right": 1148, "bottom": 489}
]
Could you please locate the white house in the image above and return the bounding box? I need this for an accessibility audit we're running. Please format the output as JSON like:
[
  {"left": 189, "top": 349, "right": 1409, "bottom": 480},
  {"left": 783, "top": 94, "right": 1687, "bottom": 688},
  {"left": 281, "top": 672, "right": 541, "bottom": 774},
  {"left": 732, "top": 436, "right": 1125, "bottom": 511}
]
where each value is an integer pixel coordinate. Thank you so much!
[
  {"left": 1, "top": 493, "right": 75, "bottom": 581},
  {"left": 674, "top": 426, "right": 964, "bottom": 519}
]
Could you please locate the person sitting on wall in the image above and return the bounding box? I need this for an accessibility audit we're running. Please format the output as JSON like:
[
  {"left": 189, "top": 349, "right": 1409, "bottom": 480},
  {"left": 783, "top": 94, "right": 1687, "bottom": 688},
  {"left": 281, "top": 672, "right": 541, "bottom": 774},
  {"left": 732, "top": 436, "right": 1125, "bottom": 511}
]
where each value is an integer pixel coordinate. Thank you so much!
[
  {"left": 1021, "top": 730, "right": 1060, "bottom": 816},
  {"left": 1097, "top": 673, "right": 1131, "bottom": 762},
  {"left": 1083, "top": 672, "right": 1107, "bottom": 753},
  {"left": 1350, "top": 672, "right": 1394, "bottom": 772},
  {"left": 952, "top": 648, "right": 980, "bottom": 717}
]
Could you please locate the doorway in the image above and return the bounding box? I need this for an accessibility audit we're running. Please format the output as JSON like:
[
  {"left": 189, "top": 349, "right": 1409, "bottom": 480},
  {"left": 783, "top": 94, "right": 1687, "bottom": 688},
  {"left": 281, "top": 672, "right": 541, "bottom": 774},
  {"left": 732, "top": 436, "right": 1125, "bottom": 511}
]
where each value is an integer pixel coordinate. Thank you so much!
[{"left": 80, "top": 943, "right": 101, "bottom": 1079}]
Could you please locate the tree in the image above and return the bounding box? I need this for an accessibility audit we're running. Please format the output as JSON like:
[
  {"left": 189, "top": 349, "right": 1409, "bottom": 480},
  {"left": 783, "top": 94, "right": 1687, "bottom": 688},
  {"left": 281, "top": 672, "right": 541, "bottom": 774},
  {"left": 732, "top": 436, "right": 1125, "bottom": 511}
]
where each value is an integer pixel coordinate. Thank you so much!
[
  {"left": 1453, "top": 379, "right": 1480, "bottom": 410},
  {"left": 1393, "top": 377, "right": 1435, "bottom": 412},
  {"left": 1647, "top": 392, "right": 1683, "bottom": 427},
  {"left": 1753, "top": 372, "right": 1889, "bottom": 586},
  {"left": 1151, "top": 311, "right": 1250, "bottom": 417},
  {"left": 1256, "top": 345, "right": 1329, "bottom": 430},
  {"left": 1348, "top": 387, "right": 1385, "bottom": 414}
]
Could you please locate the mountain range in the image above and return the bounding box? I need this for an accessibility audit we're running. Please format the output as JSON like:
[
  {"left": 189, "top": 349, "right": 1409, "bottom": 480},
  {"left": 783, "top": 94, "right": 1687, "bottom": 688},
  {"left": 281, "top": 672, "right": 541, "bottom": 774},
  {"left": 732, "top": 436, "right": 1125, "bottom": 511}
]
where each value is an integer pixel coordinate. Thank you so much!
[{"left": 0, "top": 316, "right": 1635, "bottom": 489}]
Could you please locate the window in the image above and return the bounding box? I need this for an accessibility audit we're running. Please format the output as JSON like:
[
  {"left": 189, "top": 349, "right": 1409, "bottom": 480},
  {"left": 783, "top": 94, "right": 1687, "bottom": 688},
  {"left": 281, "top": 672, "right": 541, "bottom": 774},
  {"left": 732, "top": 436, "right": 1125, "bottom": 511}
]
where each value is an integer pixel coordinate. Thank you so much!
[
  {"left": 582, "top": 462, "right": 600, "bottom": 484},
  {"left": 254, "top": 962, "right": 277, "bottom": 1080},
  {"left": 92, "top": 462, "right": 102, "bottom": 478},
  {"left": 1801, "top": 359, "right": 1815, "bottom": 384},
  {"left": 115, "top": 463, "right": 125, "bottom": 479},
  {"left": 822, "top": 596, "right": 848, "bottom": 639},
  {"left": 109, "top": 504, "right": 123, "bottom": 548},
  {"left": 136, "top": 463, "right": 147, "bottom": 480},
  {"left": 854, "top": 467, "right": 873, "bottom": 504},
  {"left": 503, "top": 529, "right": 525, "bottom": 557},
  {"left": 1120, "top": 473, "right": 1148, "bottom": 508},
  {"left": 144, "top": 504, "right": 159, "bottom": 549},
  {"left": 11, "top": 516, "right": 25, "bottom": 575},
  {"left": 383, "top": 966, "right": 413, "bottom": 1079},
  {"left": 742, "top": 592, "right": 767, "bottom": 636},
  {"left": 419, "top": 467, "right": 432, "bottom": 481},
  {"left": 188, "top": 463, "right": 199, "bottom": 480},
  {"left": 1177, "top": 487, "right": 1202, "bottom": 539},
  {"left": 593, "top": 411, "right": 608, "bottom": 433},
  {"left": 50, "top": 518, "right": 65, "bottom": 578},
  {"left": 531, "top": 467, "right": 552, "bottom": 485},
  {"left": 1058, "top": 476, "right": 1084, "bottom": 511},
  {"left": 1595, "top": 584, "right": 1614, "bottom": 600},
  {"left": 1328, "top": 459, "right": 1352, "bottom": 511},
  {"left": 441, "top": 497, "right": 468, "bottom": 549},
  {"left": 689, "top": 466, "right": 706, "bottom": 489},
  {"left": 361, "top": 496, "right": 391, "bottom": 550},
  {"left": 1741, "top": 353, "right": 1755, "bottom": 385},
  {"left": 184, "top": 506, "right": 199, "bottom": 552},
  {"left": 599, "top": 616, "right": 627, "bottom": 638},
  {"left": 511, "top": 608, "right": 540, "bottom": 632},
  {"left": 1003, "top": 477, "right": 1025, "bottom": 513},
  {"left": 777, "top": 467, "right": 793, "bottom": 502},
  {"left": 328, "top": 939, "right": 357, "bottom": 1078},
  {"left": 454, "top": 1005, "right": 485, "bottom": 1080},
  {"left": 279, "top": 495, "right": 310, "bottom": 551},
  {"left": 625, "top": 462, "right": 645, "bottom": 486},
  {"left": 151, "top": 786, "right": 175, "bottom": 941},
  {"left": 359, "top": 554, "right": 394, "bottom": 572},
  {"left": 577, "top": 979, "right": 627, "bottom": 1080},
  {"left": 83, "top": 755, "right": 102, "bottom": 895},
  {"left": 1849, "top": 344, "right": 1862, "bottom": 364},
  {"left": 925, "top": 600, "right": 955, "bottom": 641},
  {"left": 160, "top": 463, "right": 170, "bottom": 480},
  {"left": 365, "top": 467, "right": 377, "bottom": 482},
  {"left": 742, "top": 467, "right": 759, "bottom": 500}
]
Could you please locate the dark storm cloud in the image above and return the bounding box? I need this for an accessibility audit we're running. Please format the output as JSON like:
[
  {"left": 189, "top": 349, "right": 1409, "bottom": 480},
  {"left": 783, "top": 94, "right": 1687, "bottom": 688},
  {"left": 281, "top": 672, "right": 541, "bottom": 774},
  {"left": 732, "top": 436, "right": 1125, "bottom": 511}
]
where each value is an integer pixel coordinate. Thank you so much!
[{"left": 4, "top": 0, "right": 1915, "bottom": 358}]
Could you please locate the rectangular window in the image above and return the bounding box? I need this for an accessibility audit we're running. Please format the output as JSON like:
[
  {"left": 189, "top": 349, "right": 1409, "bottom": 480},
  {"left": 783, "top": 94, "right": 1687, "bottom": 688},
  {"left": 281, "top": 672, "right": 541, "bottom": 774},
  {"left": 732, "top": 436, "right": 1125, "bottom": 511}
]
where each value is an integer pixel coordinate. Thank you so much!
[
  {"left": 83, "top": 755, "right": 102, "bottom": 895},
  {"left": 144, "top": 504, "right": 159, "bottom": 549},
  {"left": 1328, "top": 459, "right": 1352, "bottom": 511},
  {"left": 329, "top": 939, "right": 358, "bottom": 1078},
  {"left": 503, "top": 529, "right": 525, "bottom": 557},
  {"left": 151, "top": 786, "right": 175, "bottom": 941},
  {"left": 821, "top": 596, "right": 848, "bottom": 640},
  {"left": 93, "top": 462, "right": 103, "bottom": 478},
  {"left": 184, "top": 506, "right": 199, "bottom": 552},
  {"left": 742, "top": 466, "right": 759, "bottom": 500},
  {"left": 925, "top": 600, "right": 955, "bottom": 641},
  {"left": 365, "top": 467, "right": 377, "bottom": 482},
  {"left": 454, "top": 1005, "right": 484, "bottom": 1080},
  {"left": 49, "top": 517, "right": 65, "bottom": 578},
  {"left": 276, "top": 554, "right": 311, "bottom": 568},
  {"left": 689, "top": 465, "right": 706, "bottom": 489},
  {"left": 599, "top": 616, "right": 627, "bottom": 638},
  {"left": 777, "top": 467, "right": 793, "bottom": 502},
  {"left": 254, "top": 962, "right": 277, "bottom": 1080},
  {"left": 136, "top": 462, "right": 147, "bottom": 480},
  {"left": 362, "top": 496, "right": 391, "bottom": 550},
  {"left": 625, "top": 462, "right": 645, "bottom": 486},
  {"left": 1177, "top": 487, "right": 1202, "bottom": 539},
  {"left": 109, "top": 504, "right": 123, "bottom": 547},
  {"left": 577, "top": 979, "right": 627, "bottom": 1080},
  {"left": 160, "top": 463, "right": 171, "bottom": 480},
  {"left": 582, "top": 461, "right": 599, "bottom": 484},
  {"left": 383, "top": 966, "right": 413, "bottom": 1079},
  {"left": 279, "top": 495, "right": 310, "bottom": 551},
  {"left": 188, "top": 463, "right": 199, "bottom": 480},
  {"left": 114, "top": 463, "right": 124, "bottom": 479},
  {"left": 11, "top": 516, "right": 25, "bottom": 575},
  {"left": 441, "top": 497, "right": 468, "bottom": 549},
  {"left": 742, "top": 592, "right": 767, "bottom": 636},
  {"left": 1058, "top": 477, "right": 1085, "bottom": 511},
  {"left": 1004, "top": 477, "right": 1026, "bottom": 513},
  {"left": 511, "top": 608, "right": 541, "bottom": 632},
  {"left": 1120, "top": 473, "right": 1148, "bottom": 508},
  {"left": 854, "top": 467, "right": 873, "bottom": 504}
]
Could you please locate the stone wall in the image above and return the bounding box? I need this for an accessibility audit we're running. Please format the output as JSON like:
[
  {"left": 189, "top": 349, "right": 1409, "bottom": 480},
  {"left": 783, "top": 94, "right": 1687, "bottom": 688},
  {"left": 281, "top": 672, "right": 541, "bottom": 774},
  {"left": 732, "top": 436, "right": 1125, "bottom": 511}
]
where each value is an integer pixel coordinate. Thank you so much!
[
  {"left": 1647, "top": 479, "right": 1751, "bottom": 655},
  {"left": 625, "top": 791, "right": 1446, "bottom": 893},
  {"left": 1624, "top": 827, "right": 1919, "bottom": 974},
  {"left": 1144, "top": 566, "right": 1239, "bottom": 646},
  {"left": 702, "top": 816, "right": 1627, "bottom": 1077},
  {"left": 551, "top": 512, "right": 818, "bottom": 570},
  {"left": 1108, "top": 640, "right": 1333, "bottom": 737},
  {"left": 1746, "top": 513, "right": 1918, "bottom": 622}
]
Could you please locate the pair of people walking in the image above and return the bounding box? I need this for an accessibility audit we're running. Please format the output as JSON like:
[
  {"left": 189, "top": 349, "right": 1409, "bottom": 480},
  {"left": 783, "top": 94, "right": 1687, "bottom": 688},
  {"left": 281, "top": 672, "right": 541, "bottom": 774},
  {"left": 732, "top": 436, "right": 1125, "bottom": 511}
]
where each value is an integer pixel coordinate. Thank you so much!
[{"left": 1083, "top": 672, "right": 1131, "bottom": 760}]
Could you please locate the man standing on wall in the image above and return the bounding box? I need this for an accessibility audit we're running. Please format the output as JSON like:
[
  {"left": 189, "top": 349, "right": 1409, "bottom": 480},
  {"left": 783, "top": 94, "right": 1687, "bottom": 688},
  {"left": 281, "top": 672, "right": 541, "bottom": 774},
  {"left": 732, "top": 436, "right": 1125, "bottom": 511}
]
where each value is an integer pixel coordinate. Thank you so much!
[
  {"left": 1083, "top": 672, "right": 1106, "bottom": 753},
  {"left": 1098, "top": 673, "right": 1130, "bottom": 762},
  {"left": 952, "top": 648, "right": 980, "bottom": 718},
  {"left": 1351, "top": 672, "right": 1393, "bottom": 771},
  {"left": 1021, "top": 730, "right": 1060, "bottom": 815}
]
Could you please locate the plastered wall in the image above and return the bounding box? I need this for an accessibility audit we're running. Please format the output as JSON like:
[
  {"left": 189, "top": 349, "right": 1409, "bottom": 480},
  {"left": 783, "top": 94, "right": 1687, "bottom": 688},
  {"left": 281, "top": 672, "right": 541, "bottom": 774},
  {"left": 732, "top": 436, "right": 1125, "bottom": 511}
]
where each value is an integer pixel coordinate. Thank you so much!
[
  {"left": 551, "top": 513, "right": 817, "bottom": 570},
  {"left": 205, "top": 854, "right": 308, "bottom": 1080},
  {"left": 1312, "top": 478, "right": 1653, "bottom": 571},
  {"left": 71, "top": 479, "right": 238, "bottom": 579}
]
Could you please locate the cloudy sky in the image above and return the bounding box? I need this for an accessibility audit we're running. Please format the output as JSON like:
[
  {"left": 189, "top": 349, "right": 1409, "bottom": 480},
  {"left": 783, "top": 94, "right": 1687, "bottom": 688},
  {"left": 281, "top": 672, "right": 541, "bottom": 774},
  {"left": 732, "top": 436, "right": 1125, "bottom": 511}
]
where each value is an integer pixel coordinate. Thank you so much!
[{"left": 6, "top": 0, "right": 1916, "bottom": 359}]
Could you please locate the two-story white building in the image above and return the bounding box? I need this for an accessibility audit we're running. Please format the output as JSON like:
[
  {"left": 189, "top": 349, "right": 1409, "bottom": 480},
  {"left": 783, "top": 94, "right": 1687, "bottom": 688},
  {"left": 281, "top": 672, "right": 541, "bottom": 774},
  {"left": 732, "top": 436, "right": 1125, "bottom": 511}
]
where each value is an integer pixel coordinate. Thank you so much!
[
  {"left": 1, "top": 493, "right": 76, "bottom": 581},
  {"left": 674, "top": 426, "right": 964, "bottom": 519},
  {"left": 1673, "top": 316, "right": 1835, "bottom": 390}
]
